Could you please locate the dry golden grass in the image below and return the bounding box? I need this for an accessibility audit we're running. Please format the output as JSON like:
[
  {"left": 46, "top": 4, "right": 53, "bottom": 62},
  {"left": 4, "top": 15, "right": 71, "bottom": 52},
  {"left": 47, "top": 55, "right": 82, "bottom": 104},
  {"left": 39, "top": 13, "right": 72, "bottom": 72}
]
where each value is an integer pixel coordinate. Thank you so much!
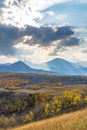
[{"left": 11, "top": 109, "right": 87, "bottom": 130}]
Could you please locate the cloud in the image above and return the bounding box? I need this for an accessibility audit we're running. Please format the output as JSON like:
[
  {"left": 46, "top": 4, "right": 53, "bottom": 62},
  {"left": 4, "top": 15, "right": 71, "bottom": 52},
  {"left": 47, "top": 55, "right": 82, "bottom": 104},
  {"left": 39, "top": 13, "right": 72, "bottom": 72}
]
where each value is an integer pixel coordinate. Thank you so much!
[
  {"left": 76, "top": 0, "right": 87, "bottom": 3},
  {"left": 56, "top": 14, "right": 67, "bottom": 21},
  {"left": 49, "top": 37, "right": 80, "bottom": 56},
  {"left": 30, "top": 0, "right": 87, "bottom": 11},
  {"left": 74, "top": 27, "right": 87, "bottom": 33},
  {"left": 26, "top": 0, "right": 87, "bottom": 11},
  {"left": 0, "top": 0, "right": 39, "bottom": 27},
  {"left": 0, "top": 0, "right": 6, "bottom": 8},
  {"left": 29, "top": 0, "right": 72, "bottom": 11},
  {"left": 23, "top": 26, "right": 74, "bottom": 46},
  {"left": 0, "top": 0, "right": 7, "bottom": 18},
  {"left": 82, "top": 49, "right": 87, "bottom": 53},
  {"left": 0, "top": 0, "right": 86, "bottom": 64},
  {"left": 61, "top": 37, "right": 79, "bottom": 47},
  {"left": 0, "top": 23, "right": 79, "bottom": 56},
  {"left": 0, "top": 55, "right": 17, "bottom": 63},
  {"left": 0, "top": 24, "right": 22, "bottom": 55},
  {"left": 14, "top": 43, "right": 35, "bottom": 55},
  {"left": 0, "top": 0, "right": 87, "bottom": 27}
]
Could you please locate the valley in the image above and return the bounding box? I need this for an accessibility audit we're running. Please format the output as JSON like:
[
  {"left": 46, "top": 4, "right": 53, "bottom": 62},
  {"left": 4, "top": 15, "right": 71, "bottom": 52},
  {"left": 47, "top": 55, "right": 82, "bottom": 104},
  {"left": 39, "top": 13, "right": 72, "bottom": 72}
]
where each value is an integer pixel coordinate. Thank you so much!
[
  {"left": 0, "top": 0, "right": 87, "bottom": 130},
  {"left": 0, "top": 73, "right": 87, "bottom": 129}
]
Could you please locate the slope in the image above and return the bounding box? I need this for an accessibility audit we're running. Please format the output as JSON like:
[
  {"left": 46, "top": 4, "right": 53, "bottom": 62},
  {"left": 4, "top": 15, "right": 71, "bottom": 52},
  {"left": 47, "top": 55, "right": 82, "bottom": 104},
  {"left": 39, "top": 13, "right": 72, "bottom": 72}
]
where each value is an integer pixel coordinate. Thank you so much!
[
  {"left": 12, "top": 109, "right": 87, "bottom": 130},
  {"left": 0, "top": 61, "right": 55, "bottom": 74}
]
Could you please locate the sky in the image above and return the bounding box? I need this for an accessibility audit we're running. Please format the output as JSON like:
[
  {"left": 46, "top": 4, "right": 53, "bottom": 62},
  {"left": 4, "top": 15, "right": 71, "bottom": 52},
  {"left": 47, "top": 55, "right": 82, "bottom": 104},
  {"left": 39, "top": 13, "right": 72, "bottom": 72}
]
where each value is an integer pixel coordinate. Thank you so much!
[{"left": 0, "top": 0, "right": 87, "bottom": 65}]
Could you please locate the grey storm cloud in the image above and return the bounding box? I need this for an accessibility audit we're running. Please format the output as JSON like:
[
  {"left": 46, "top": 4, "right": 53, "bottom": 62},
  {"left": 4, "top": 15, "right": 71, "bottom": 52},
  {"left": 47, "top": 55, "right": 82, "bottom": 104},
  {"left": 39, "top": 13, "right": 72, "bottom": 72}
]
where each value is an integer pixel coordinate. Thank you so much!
[
  {"left": 24, "top": 26, "right": 74, "bottom": 46},
  {"left": 0, "top": 0, "right": 5, "bottom": 8},
  {"left": 16, "top": 0, "right": 22, "bottom": 3},
  {"left": 0, "top": 0, "right": 20, "bottom": 6},
  {"left": 9, "top": 0, "right": 21, "bottom": 6},
  {"left": 0, "top": 24, "right": 22, "bottom": 55},
  {"left": 60, "top": 37, "right": 79, "bottom": 47},
  {"left": 0, "top": 0, "right": 9, "bottom": 17},
  {"left": 0, "top": 0, "right": 21, "bottom": 11},
  {"left": 0, "top": 24, "right": 79, "bottom": 55},
  {"left": 0, "top": 0, "right": 6, "bottom": 15},
  {"left": 49, "top": 37, "right": 80, "bottom": 56}
]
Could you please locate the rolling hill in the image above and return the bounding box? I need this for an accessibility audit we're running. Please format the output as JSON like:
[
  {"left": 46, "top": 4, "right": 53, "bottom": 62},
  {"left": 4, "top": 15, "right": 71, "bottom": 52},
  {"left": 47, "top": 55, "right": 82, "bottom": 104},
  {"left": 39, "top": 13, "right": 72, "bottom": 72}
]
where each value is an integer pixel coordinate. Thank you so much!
[{"left": 12, "top": 109, "right": 87, "bottom": 130}]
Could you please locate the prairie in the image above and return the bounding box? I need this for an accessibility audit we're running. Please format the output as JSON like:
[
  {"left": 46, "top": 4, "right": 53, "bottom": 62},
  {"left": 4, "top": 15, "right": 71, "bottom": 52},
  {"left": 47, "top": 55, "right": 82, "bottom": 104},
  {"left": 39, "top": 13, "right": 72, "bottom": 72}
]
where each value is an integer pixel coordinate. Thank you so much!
[
  {"left": 12, "top": 108, "right": 87, "bottom": 130},
  {"left": 0, "top": 73, "right": 87, "bottom": 129}
]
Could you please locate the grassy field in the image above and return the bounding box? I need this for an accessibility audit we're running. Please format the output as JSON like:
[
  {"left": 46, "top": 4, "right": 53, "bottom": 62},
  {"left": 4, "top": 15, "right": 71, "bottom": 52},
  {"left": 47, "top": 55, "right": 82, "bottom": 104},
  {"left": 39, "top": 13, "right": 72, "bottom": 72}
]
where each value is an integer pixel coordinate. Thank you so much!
[
  {"left": 11, "top": 109, "right": 87, "bottom": 130},
  {"left": 0, "top": 72, "right": 87, "bottom": 97},
  {"left": 0, "top": 73, "right": 87, "bottom": 129}
]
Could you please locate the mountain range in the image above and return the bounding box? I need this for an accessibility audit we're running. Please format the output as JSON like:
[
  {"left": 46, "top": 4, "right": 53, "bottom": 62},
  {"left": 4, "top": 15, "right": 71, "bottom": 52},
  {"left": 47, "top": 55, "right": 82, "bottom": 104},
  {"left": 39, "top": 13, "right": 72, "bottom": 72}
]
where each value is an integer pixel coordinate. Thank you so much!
[
  {"left": 47, "top": 58, "right": 87, "bottom": 75},
  {"left": 0, "top": 61, "right": 56, "bottom": 74},
  {"left": 0, "top": 58, "right": 87, "bottom": 75}
]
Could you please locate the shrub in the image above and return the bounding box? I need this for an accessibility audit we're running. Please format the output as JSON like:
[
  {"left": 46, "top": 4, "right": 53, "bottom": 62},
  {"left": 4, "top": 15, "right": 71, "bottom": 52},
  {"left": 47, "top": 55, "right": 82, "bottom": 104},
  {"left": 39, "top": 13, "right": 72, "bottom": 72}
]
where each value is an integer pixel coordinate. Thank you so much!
[
  {"left": 24, "top": 111, "right": 34, "bottom": 123},
  {"left": 56, "top": 82, "right": 62, "bottom": 86},
  {"left": 45, "top": 98, "right": 61, "bottom": 117}
]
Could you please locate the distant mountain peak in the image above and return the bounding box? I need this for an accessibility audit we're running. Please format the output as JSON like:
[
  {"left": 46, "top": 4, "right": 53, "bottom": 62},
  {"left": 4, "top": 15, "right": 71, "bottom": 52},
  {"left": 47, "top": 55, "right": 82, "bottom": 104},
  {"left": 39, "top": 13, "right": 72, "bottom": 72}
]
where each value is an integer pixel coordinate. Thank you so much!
[
  {"left": 49, "top": 58, "right": 70, "bottom": 62},
  {"left": 0, "top": 61, "right": 54, "bottom": 74},
  {"left": 13, "top": 61, "right": 26, "bottom": 65},
  {"left": 9, "top": 60, "right": 32, "bottom": 70},
  {"left": 0, "top": 59, "right": 87, "bottom": 75},
  {"left": 48, "top": 58, "right": 73, "bottom": 65}
]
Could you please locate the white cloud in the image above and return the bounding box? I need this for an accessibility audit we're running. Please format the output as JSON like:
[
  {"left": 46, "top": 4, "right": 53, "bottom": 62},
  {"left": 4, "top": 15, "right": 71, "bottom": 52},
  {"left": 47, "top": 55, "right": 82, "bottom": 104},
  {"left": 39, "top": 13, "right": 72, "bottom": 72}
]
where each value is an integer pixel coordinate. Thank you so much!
[
  {"left": 56, "top": 14, "right": 67, "bottom": 21},
  {"left": 0, "top": 55, "right": 17, "bottom": 63},
  {"left": 44, "top": 11, "right": 55, "bottom": 16},
  {"left": 1, "top": 2, "right": 39, "bottom": 27},
  {"left": 56, "top": 47, "right": 86, "bottom": 62},
  {"left": 30, "top": 0, "right": 72, "bottom": 11},
  {"left": 30, "top": 0, "right": 87, "bottom": 12},
  {"left": 0, "top": 0, "right": 87, "bottom": 27},
  {"left": 76, "top": 0, "right": 87, "bottom": 3},
  {"left": 0, "top": 0, "right": 87, "bottom": 64},
  {"left": 74, "top": 27, "right": 87, "bottom": 33},
  {"left": 84, "top": 38, "right": 87, "bottom": 42},
  {"left": 14, "top": 41, "right": 56, "bottom": 63}
]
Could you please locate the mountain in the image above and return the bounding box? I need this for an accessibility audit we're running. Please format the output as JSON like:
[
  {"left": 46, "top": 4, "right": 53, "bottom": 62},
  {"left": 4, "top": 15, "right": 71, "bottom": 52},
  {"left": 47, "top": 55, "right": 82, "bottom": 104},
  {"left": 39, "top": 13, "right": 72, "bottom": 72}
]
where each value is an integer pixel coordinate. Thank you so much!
[
  {"left": 24, "top": 61, "right": 50, "bottom": 71},
  {"left": 0, "top": 61, "right": 34, "bottom": 73},
  {"left": 0, "top": 61, "right": 55, "bottom": 74},
  {"left": 46, "top": 58, "right": 87, "bottom": 75},
  {"left": 0, "top": 59, "right": 87, "bottom": 75},
  {"left": 75, "top": 61, "right": 87, "bottom": 67},
  {"left": 7, "top": 61, "right": 35, "bottom": 72},
  {"left": 38, "top": 58, "right": 87, "bottom": 75},
  {"left": 46, "top": 58, "right": 79, "bottom": 75},
  {"left": 27, "top": 58, "right": 87, "bottom": 75},
  {"left": 78, "top": 67, "right": 87, "bottom": 75}
]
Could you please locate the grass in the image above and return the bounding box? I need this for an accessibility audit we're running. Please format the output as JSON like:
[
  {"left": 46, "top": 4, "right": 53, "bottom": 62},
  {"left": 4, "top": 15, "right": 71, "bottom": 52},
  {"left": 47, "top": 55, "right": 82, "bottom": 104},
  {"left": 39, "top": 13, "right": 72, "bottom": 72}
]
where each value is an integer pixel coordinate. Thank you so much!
[{"left": 11, "top": 109, "right": 87, "bottom": 130}]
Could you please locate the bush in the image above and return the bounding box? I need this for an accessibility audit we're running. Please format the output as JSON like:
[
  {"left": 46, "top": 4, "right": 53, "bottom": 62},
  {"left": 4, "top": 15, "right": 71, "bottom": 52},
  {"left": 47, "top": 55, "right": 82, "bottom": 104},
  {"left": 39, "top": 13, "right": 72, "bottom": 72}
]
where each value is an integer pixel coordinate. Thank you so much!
[
  {"left": 45, "top": 98, "right": 61, "bottom": 117},
  {"left": 56, "top": 82, "right": 62, "bottom": 86},
  {"left": 24, "top": 111, "right": 33, "bottom": 123},
  {"left": 45, "top": 89, "right": 87, "bottom": 117}
]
